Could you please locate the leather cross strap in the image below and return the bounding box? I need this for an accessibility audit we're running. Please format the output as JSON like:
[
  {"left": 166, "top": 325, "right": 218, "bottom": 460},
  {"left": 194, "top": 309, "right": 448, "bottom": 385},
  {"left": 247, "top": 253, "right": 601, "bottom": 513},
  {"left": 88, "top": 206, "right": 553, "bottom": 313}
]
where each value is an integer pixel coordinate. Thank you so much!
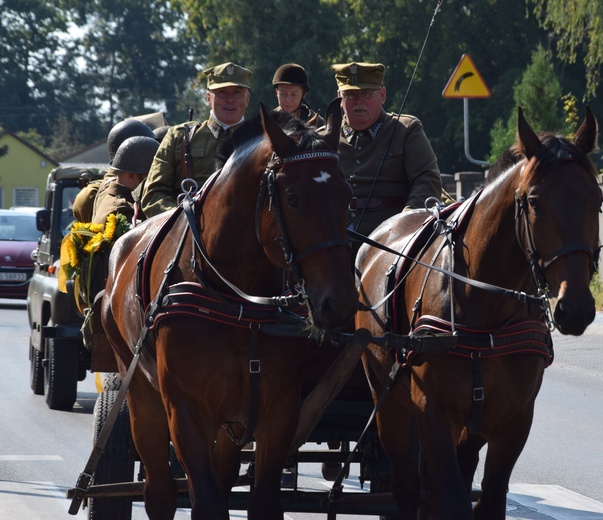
[{"left": 180, "top": 123, "right": 199, "bottom": 179}]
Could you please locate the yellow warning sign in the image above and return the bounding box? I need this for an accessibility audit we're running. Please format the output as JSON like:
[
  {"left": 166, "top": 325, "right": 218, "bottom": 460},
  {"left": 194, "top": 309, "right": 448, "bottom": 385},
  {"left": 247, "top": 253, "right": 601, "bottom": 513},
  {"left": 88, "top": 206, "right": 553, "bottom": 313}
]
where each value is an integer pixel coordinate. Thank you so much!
[{"left": 442, "top": 54, "right": 491, "bottom": 99}]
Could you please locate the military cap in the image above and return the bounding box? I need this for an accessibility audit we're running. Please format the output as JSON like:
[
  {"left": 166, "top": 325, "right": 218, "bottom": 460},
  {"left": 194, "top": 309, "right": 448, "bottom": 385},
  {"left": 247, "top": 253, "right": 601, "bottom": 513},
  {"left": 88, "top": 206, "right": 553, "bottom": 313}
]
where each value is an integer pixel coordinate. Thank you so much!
[
  {"left": 203, "top": 62, "right": 252, "bottom": 90},
  {"left": 331, "top": 62, "right": 385, "bottom": 91}
]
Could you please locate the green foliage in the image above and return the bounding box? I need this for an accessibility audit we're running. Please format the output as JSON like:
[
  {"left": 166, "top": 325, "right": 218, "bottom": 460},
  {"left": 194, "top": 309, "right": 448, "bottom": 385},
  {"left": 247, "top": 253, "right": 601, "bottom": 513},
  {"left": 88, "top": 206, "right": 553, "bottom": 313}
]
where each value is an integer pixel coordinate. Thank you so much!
[
  {"left": 172, "top": 0, "right": 345, "bottom": 116},
  {"left": 1, "top": 0, "right": 603, "bottom": 170},
  {"left": 591, "top": 275, "right": 603, "bottom": 311},
  {"left": 488, "top": 45, "right": 568, "bottom": 163},
  {"left": 16, "top": 129, "right": 49, "bottom": 154},
  {"left": 530, "top": 0, "right": 603, "bottom": 99}
]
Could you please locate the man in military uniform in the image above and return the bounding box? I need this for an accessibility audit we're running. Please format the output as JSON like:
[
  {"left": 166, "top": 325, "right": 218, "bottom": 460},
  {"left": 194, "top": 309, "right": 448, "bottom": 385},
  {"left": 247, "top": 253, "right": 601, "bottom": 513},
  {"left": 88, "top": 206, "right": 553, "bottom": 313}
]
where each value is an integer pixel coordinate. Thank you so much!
[
  {"left": 141, "top": 61, "right": 253, "bottom": 218},
  {"left": 272, "top": 63, "right": 324, "bottom": 125},
  {"left": 331, "top": 62, "right": 442, "bottom": 239},
  {"left": 92, "top": 136, "right": 159, "bottom": 225}
]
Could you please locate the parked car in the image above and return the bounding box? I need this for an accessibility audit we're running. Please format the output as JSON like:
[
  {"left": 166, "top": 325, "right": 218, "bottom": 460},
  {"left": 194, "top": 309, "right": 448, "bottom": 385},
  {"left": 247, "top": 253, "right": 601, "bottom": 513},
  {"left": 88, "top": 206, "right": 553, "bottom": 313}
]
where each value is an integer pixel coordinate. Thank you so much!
[{"left": 0, "top": 208, "right": 41, "bottom": 299}]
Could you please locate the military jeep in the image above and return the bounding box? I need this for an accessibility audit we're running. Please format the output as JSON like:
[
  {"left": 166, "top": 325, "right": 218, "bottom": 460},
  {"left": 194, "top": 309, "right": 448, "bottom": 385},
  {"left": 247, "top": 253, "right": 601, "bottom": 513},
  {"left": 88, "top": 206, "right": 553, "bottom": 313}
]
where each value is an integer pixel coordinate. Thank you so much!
[{"left": 26, "top": 164, "right": 116, "bottom": 410}]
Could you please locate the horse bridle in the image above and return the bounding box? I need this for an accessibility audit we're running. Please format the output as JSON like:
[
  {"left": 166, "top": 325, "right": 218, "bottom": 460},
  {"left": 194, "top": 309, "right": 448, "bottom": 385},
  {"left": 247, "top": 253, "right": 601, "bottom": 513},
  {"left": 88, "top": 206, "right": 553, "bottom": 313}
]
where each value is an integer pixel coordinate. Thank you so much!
[
  {"left": 255, "top": 150, "right": 351, "bottom": 299},
  {"left": 514, "top": 185, "right": 600, "bottom": 330}
]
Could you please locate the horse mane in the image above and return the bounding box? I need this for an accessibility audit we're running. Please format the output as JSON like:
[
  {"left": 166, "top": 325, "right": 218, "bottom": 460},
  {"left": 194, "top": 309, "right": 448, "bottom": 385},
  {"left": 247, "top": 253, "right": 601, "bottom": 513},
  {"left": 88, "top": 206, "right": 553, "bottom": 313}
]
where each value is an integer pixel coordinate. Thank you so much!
[
  {"left": 530, "top": 132, "right": 596, "bottom": 177},
  {"left": 485, "top": 130, "right": 597, "bottom": 187},
  {"left": 214, "top": 110, "right": 326, "bottom": 169},
  {"left": 485, "top": 148, "right": 523, "bottom": 184}
]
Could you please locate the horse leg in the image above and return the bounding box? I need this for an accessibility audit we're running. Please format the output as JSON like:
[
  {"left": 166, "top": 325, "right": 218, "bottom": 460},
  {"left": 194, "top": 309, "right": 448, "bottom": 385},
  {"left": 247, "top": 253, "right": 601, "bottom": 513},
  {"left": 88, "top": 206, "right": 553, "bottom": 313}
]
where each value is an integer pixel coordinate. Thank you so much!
[
  {"left": 213, "top": 425, "right": 244, "bottom": 498},
  {"left": 166, "top": 403, "right": 229, "bottom": 520},
  {"left": 473, "top": 409, "right": 535, "bottom": 520},
  {"left": 247, "top": 391, "right": 301, "bottom": 520},
  {"left": 456, "top": 430, "right": 487, "bottom": 494},
  {"left": 412, "top": 392, "right": 473, "bottom": 519},
  {"left": 375, "top": 393, "right": 420, "bottom": 519},
  {"left": 360, "top": 349, "right": 420, "bottom": 519},
  {"left": 102, "top": 305, "right": 177, "bottom": 520},
  {"left": 127, "top": 371, "right": 177, "bottom": 520}
]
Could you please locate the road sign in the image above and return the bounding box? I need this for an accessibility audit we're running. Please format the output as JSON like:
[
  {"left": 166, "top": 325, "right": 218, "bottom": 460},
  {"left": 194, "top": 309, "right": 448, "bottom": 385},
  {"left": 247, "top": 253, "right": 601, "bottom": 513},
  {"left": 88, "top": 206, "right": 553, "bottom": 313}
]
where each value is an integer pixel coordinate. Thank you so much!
[{"left": 442, "top": 54, "right": 491, "bottom": 99}]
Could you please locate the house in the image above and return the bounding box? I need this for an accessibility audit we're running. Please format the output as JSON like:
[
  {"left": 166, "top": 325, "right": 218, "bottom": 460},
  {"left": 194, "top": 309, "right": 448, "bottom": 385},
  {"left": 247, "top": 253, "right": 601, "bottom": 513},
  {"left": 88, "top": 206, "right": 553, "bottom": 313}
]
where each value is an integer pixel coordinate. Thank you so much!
[{"left": 0, "top": 128, "right": 59, "bottom": 208}]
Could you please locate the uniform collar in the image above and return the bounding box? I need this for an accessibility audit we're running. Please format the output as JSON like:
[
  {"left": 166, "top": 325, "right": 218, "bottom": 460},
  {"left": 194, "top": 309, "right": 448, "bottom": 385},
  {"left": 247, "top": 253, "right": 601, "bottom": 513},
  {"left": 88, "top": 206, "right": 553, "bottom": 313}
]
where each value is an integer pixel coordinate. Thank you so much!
[
  {"left": 343, "top": 110, "right": 386, "bottom": 142},
  {"left": 208, "top": 111, "right": 244, "bottom": 139}
]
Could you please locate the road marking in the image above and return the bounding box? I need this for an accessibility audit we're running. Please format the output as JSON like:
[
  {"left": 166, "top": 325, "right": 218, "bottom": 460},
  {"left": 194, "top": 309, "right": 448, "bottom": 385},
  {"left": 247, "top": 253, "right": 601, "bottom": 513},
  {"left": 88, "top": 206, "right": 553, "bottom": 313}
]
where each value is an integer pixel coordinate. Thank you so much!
[
  {"left": 0, "top": 455, "right": 63, "bottom": 461},
  {"left": 0, "top": 481, "right": 86, "bottom": 519},
  {"left": 509, "top": 484, "right": 603, "bottom": 519}
]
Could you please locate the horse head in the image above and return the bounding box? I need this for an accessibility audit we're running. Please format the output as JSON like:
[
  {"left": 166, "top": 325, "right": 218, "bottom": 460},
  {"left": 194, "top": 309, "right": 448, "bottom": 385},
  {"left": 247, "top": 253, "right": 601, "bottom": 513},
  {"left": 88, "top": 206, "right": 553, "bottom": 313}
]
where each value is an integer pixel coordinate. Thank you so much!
[
  {"left": 515, "top": 106, "right": 602, "bottom": 335},
  {"left": 246, "top": 100, "right": 357, "bottom": 332}
]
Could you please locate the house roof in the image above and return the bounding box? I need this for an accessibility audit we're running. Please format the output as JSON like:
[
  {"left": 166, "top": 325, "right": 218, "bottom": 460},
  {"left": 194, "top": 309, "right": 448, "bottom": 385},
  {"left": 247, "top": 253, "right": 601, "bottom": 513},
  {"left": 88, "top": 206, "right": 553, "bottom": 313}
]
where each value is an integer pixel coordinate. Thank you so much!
[
  {"left": 0, "top": 128, "right": 59, "bottom": 167},
  {"left": 61, "top": 111, "right": 169, "bottom": 164}
]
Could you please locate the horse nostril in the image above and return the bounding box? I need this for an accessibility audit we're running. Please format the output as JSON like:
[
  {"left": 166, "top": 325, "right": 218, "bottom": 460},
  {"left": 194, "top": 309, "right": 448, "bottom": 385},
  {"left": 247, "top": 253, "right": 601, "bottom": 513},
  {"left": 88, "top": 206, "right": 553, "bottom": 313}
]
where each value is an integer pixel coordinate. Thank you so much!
[{"left": 554, "top": 297, "right": 595, "bottom": 336}]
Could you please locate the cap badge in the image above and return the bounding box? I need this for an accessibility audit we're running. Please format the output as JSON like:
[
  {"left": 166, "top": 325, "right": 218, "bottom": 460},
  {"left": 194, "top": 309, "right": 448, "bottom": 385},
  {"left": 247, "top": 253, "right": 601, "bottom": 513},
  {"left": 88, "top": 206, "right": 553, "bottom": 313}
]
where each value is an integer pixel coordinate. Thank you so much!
[
  {"left": 349, "top": 64, "right": 358, "bottom": 74},
  {"left": 226, "top": 64, "right": 235, "bottom": 76}
]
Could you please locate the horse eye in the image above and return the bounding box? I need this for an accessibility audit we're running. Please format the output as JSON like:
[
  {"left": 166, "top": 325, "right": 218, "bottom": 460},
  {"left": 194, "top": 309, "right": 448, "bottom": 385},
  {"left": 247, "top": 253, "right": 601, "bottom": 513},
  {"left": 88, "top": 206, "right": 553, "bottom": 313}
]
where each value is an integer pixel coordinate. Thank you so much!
[
  {"left": 287, "top": 194, "right": 300, "bottom": 208},
  {"left": 527, "top": 196, "right": 539, "bottom": 209}
]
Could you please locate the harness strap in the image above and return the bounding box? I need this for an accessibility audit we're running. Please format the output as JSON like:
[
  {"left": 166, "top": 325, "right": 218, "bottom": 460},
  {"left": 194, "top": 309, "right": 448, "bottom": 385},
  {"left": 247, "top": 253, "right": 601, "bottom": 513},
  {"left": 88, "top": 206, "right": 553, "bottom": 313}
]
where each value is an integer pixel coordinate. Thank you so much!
[
  {"left": 181, "top": 196, "right": 304, "bottom": 308},
  {"left": 68, "top": 324, "right": 150, "bottom": 515},
  {"left": 181, "top": 123, "right": 199, "bottom": 179},
  {"left": 237, "top": 326, "right": 261, "bottom": 446},
  {"left": 349, "top": 229, "right": 543, "bottom": 306},
  {"left": 469, "top": 353, "right": 484, "bottom": 434}
]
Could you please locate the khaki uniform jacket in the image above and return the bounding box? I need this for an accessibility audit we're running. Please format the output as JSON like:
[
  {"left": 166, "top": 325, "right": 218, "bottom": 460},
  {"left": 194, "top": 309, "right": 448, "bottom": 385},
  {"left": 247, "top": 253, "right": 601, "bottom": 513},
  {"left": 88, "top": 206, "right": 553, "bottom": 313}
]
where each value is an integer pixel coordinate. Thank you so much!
[
  {"left": 141, "top": 116, "right": 232, "bottom": 218},
  {"left": 340, "top": 109, "right": 442, "bottom": 237},
  {"left": 92, "top": 178, "right": 135, "bottom": 225},
  {"left": 73, "top": 170, "right": 117, "bottom": 223}
]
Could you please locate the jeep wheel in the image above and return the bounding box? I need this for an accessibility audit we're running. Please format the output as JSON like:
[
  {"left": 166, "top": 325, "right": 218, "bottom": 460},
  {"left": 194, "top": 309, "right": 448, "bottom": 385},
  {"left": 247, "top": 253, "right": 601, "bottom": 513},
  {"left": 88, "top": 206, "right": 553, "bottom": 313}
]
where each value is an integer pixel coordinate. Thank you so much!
[
  {"left": 88, "top": 390, "right": 135, "bottom": 520},
  {"left": 44, "top": 338, "right": 79, "bottom": 410},
  {"left": 30, "top": 342, "right": 44, "bottom": 395}
]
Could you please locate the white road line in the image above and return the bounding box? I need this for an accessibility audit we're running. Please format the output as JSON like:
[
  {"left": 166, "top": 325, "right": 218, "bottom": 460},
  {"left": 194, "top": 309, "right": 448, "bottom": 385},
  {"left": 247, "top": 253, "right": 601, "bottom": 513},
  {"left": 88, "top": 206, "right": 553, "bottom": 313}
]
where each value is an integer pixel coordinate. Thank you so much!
[
  {"left": 509, "top": 484, "right": 603, "bottom": 519},
  {"left": 0, "top": 455, "right": 63, "bottom": 461},
  {"left": 0, "top": 481, "right": 86, "bottom": 519}
]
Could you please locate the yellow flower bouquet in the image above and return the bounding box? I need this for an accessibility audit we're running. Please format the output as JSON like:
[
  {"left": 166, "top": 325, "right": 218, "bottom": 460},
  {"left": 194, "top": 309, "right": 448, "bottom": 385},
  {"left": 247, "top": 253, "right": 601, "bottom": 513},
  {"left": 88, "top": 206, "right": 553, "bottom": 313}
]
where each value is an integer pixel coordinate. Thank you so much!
[{"left": 60, "top": 213, "right": 130, "bottom": 311}]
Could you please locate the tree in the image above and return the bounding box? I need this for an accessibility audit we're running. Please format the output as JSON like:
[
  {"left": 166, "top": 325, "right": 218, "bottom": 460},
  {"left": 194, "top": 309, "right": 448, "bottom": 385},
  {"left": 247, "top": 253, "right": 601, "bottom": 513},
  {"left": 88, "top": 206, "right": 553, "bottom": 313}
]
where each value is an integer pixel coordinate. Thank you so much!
[
  {"left": 488, "top": 45, "right": 568, "bottom": 162},
  {"left": 0, "top": 1, "right": 71, "bottom": 135},
  {"left": 68, "top": 0, "right": 203, "bottom": 125},
  {"left": 172, "top": 0, "right": 345, "bottom": 117},
  {"left": 530, "top": 0, "right": 603, "bottom": 99}
]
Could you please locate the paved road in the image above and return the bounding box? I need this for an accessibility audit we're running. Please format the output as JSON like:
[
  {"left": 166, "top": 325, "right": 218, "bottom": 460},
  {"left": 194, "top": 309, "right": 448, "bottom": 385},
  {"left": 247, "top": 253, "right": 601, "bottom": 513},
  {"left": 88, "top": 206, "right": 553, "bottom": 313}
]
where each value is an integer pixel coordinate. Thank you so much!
[{"left": 0, "top": 300, "right": 602, "bottom": 519}]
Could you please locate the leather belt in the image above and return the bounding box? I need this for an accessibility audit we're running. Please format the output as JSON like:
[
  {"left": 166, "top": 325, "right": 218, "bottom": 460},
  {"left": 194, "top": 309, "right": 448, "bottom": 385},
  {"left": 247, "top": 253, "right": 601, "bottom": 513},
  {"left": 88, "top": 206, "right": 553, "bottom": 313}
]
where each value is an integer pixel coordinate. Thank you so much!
[{"left": 349, "top": 197, "right": 405, "bottom": 210}]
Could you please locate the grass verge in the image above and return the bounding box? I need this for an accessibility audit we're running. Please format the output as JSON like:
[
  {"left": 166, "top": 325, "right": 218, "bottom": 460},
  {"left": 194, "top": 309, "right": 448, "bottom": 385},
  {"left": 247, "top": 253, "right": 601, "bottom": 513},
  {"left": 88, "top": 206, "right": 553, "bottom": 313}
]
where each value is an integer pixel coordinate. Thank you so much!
[{"left": 591, "top": 275, "right": 603, "bottom": 311}]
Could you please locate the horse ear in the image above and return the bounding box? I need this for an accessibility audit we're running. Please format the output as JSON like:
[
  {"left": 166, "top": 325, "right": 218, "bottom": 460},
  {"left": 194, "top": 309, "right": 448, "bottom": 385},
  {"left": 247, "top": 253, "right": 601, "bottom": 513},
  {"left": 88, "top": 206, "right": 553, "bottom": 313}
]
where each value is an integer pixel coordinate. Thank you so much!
[
  {"left": 517, "top": 106, "right": 542, "bottom": 160},
  {"left": 573, "top": 105, "right": 598, "bottom": 155},
  {"left": 306, "top": 112, "right": 320, "bottom": 127},
  {"left": 259, "top": 102, "right": 296, "bottom": 157},
  {"left": 321, "top": 97, "right": 343, "bottom": 151}
]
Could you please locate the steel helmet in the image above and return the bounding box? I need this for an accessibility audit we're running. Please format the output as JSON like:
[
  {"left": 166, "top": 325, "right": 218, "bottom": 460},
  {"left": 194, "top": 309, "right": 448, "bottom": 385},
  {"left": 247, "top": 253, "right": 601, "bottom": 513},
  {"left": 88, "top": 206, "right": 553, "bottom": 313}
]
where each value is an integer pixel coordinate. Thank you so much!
[
  {"left": 153, "top": 125, "right": 171, "bottom": 143},
  {"left": 107, "top": 119, "right": 155, "bottom": 163},
  {"left": 111, "top": 136, "right": 159, "bottom": 175},
  {"left": 272, "top": 63, "right": 310, "bottom": 91}
]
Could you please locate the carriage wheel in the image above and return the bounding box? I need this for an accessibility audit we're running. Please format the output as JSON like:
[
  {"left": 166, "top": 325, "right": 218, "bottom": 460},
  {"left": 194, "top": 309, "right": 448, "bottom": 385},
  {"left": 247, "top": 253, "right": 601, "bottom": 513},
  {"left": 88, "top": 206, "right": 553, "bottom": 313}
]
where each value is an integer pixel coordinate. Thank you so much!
[
  {"left": 29, "top": 342, "right": 44, "bottom": 395},
  {"left": 44, "top": 338, "right": 79, "bottom": 410},
  {"left": 88, "top": 390, "right": 135, "bottom": 520},
  {"left": 100, "top": 372, "right": 123, "bottom": 391}
]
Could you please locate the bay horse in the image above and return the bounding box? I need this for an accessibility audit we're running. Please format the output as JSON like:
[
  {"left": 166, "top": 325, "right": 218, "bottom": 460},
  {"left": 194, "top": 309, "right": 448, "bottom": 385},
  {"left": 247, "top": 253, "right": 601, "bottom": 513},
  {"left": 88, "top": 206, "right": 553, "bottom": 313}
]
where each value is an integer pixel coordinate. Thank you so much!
[
  {"left": 355, "top": 106, "right": 601, "bottom": 519},
  {"left": 100, "top": 102, "right": 358, "bottom": 520}
]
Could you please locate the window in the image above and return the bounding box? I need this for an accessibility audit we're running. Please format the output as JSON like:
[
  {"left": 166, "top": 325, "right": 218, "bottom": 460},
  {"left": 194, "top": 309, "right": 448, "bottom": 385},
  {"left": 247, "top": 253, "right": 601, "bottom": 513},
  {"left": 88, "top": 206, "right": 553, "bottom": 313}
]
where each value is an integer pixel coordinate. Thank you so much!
[{"left": 13, "top": 187, "right": 39, "bottom": 207}]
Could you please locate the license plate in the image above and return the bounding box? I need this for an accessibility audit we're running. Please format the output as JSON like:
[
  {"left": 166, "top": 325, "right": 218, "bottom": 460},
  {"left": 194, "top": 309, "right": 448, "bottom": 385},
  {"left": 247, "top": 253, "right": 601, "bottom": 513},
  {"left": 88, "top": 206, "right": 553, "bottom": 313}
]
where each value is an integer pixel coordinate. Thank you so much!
[{"left": 0, "top": 272, "right": 27, "bottom": 282}]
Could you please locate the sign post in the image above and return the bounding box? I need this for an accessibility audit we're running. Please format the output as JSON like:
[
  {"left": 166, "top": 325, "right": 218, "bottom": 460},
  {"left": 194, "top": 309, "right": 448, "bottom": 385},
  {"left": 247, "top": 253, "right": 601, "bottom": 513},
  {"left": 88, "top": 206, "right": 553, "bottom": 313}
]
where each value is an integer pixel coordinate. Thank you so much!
[{"left": 442, "top": 54, "right": 491, "bottom": 167}]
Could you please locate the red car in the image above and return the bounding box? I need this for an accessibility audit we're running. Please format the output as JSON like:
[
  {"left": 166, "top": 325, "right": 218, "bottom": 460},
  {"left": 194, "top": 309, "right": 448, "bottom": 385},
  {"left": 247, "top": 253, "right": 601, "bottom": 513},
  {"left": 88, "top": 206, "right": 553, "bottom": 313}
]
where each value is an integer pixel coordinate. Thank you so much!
[{"left": 0, "top": 208, "right": 41, "bottom": 299}]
